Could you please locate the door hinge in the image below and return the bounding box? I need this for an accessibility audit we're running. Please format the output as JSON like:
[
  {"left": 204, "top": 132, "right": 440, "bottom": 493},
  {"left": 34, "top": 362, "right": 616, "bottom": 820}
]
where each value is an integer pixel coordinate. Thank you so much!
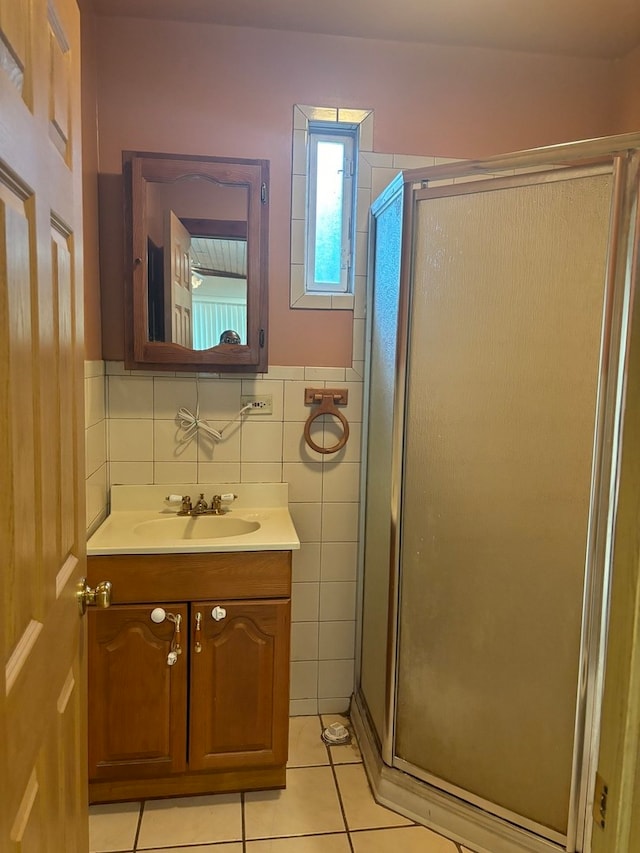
[
  {"left": 261, "top": 182, "right": 268, "bottom": 204},
  {"left": 593, "top": 772, "right": 609, "bottom": 830},
  {"left": 259, "top": 329, "right": 265, "bottom": 347}
]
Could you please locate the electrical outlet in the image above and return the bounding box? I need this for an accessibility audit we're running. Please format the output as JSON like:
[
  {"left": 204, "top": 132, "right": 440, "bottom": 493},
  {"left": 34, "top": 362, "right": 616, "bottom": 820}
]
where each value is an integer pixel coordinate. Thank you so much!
[{"left": 241, "top": 394, "right": 273, "bottom": 414}]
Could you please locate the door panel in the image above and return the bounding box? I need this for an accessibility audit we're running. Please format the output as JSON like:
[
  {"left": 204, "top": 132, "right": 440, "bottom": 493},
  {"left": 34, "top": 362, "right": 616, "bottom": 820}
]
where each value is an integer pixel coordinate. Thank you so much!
[
  {"left": 0, "top": 0, "right": 29, "bottom": 75},
  {"left": 88, "top": 605, "right": 188, "bottom": 780},
  {"left": 190, "top": 599, "right": 290, "bottom": 771},
  {"left": 165, "top": 209, "right": 193, "bottom": 347},
  {"left": 1, "top": 187, "right": 38, "bottom": 650},
  {"left": 1, "top": 0, "right": 87, "bottom": 848}
]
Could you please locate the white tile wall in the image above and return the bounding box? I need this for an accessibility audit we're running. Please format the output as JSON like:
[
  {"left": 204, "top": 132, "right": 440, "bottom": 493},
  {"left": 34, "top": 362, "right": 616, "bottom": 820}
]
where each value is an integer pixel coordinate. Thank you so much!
[{"left": 85, "top": 361, "right": 108, "bottom": 534}]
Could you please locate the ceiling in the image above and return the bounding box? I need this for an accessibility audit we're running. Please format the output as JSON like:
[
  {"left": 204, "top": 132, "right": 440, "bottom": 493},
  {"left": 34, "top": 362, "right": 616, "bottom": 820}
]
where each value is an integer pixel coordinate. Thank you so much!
[
  {"left": 190, "top": 237, "right": 247, "bottom": 280},
  {"left": 91, "top": 0, "right": 640, "bottom": 60}
]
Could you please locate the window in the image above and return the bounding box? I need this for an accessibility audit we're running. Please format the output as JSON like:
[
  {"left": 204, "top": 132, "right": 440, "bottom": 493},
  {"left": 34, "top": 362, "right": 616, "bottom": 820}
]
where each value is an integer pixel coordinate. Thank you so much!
[
  {"left": 306, "top": 125, "right": 356, "bottom": 294},
  {"left": 290, "top": 105, "right": 373, "bottom": 310}
]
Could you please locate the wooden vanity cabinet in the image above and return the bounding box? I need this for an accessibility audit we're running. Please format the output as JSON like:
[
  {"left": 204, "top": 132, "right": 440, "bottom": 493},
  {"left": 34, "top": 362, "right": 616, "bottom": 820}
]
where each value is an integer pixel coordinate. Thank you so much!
[{"left": 86, "top": 550, "right": 291, "bottom": 803}]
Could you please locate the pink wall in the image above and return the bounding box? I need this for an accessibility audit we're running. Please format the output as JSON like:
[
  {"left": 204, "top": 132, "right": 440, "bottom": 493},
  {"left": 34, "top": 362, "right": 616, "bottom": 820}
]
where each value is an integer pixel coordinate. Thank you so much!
[
  {"left": 79, "top": 4, "right": 102, "bottom": 360},
  {"left": 93, "top": 16, "right": 618, "bottom": 367},
  {"left": 614, "top": 45, "right": 640, "bottom": 133}
]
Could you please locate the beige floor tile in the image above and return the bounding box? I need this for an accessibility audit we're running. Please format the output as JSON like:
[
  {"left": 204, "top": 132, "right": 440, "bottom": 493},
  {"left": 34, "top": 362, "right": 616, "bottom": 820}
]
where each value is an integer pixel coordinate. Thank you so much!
[
  {"left": 330, "top": 737, "right": 362, "bottom": 764},
  {"left": 246, "top": 834, "right": 351, "bottom": 852},
  {"left": 141, "top": 846, "right": 242, "bottom": 852},
  {"left": 288, "top": 715, "right": 329, "bottom": 767},
  {"left": 334, "top": 763, "right": 413, "bottom": 831},
  {"left": 136, "top": 794, "right": 242, "bottom": 849},
  {"left": 321, "top": 713, "right": 362, "bottom": 764},
  {"left": 351, "top": 826, "right": 459, "bottom": 852},
  {"left": 89, "top": 802, "right": 140, "bottom": 853},
  {"left": 245, "top": 766, "right": 345, "bottom": 839}
]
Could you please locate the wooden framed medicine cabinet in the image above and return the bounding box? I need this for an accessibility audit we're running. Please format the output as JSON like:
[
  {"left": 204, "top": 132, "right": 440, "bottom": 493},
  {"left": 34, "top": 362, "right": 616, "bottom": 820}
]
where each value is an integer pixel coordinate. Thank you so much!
[{"left": 123, "top": 150, "right": 269, "bottom": 372}]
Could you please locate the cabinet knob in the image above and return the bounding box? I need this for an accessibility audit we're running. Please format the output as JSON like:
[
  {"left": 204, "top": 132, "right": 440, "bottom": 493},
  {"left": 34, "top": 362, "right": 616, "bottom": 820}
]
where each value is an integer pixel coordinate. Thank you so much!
[
  {"left": 211, "top": 606, "right": 227, "bottom": 622},
  {"left": 150, "top": 607, "right": 167, "bottom": 623}
]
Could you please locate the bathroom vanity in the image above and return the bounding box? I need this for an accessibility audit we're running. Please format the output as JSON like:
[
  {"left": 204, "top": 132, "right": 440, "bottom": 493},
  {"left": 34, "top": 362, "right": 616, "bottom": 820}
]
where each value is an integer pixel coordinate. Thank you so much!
[{"left": 85, "top": 484, "right": 299, "bottom": 804}]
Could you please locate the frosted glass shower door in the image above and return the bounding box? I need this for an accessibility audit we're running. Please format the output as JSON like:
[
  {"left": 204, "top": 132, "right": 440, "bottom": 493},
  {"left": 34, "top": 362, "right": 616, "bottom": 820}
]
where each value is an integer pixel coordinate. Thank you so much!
[
  {"left": 360, "top": 184, "right": 404, "bottom": 744},
  {"left": 395, "top": 171, "right": 613, "bottom": 839}
]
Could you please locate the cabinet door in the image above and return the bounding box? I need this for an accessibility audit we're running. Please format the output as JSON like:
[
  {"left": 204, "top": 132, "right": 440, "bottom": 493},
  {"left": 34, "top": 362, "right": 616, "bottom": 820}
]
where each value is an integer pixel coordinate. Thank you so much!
[
  {"left": 190, "top": 599, "right": 290, "bottom": 771},
  {"left": 88, "top": 604, "right": 188, "bottom": 780}
]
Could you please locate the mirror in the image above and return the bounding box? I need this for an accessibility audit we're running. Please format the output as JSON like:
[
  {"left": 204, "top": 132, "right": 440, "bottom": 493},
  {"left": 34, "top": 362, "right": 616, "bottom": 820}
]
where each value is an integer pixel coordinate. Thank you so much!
[{"left": 124, "top": 151, "right": 269, "bottom": 372}]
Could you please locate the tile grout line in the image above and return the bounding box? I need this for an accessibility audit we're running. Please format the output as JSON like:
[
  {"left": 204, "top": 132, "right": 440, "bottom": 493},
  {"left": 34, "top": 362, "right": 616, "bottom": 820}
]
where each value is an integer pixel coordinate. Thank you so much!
[
  {"left": 151, "top": 376, "right": 156, "bottom": 484},
  {"left": 105, "top": 373, "right": 111, "bottom": 495},
  {"left": 132, "top": 799, "right": 144, "bottom": 852},
  {"left": 317, "top": 437, "right": 326, "bottom": 711},
  {"left": 241, "top": 791, "right": 247, "bottom": 852},
  {"left": 323, "top": 719, "right": 356, "bottom": 853}
]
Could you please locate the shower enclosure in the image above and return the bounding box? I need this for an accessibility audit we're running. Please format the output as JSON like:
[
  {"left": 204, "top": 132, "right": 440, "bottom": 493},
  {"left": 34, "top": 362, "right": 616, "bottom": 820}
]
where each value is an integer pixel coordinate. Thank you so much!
[{"left": 354, "top": 135, "right": 640, "bottom": 853}]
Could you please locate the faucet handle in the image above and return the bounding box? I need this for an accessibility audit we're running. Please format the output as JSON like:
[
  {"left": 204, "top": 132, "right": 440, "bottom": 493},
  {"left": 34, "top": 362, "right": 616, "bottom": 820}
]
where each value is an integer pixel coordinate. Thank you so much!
[
  {"left": 210, "top": 493, "right": 237, "bottom": 514},
  {"left": 180, "top": 495, "right": 192, "bottom": 513}
]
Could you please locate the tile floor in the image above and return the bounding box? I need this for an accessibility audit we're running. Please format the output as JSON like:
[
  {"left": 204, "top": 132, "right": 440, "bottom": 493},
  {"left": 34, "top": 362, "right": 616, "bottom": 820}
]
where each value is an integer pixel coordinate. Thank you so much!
[{"left": 89, "top": 715, "right": 477, "bottom": 853}]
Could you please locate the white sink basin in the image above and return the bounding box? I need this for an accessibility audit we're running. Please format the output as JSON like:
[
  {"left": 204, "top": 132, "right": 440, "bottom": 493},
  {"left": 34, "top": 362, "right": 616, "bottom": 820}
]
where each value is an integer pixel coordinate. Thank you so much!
[{"left": 133, "top": 516, "right": 261, "bottom": 541}]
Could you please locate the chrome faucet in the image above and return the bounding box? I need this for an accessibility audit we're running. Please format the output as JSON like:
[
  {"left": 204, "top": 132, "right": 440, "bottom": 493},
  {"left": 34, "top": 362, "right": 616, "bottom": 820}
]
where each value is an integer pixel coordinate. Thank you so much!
[
  {"left": 193, "top": 493, "right": 209, "bottom": 513},
  {"left": 176, "top": 493, "right": 237, "bottom": 516}
]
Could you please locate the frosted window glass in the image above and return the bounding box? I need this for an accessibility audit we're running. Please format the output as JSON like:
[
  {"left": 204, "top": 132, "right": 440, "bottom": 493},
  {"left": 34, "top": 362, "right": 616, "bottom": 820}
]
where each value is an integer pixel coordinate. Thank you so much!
[
  {"left": 314, "top": 140, "right": 344, "bottom": 285},
  {"left": 395, "top": 173, "right": 612, "bottom": 835}
]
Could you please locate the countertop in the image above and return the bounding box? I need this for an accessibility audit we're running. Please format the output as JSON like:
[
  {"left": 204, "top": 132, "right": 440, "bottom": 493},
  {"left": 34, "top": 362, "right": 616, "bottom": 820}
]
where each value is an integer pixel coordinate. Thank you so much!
[{"left": 87, "top": 483, "right": 301, "bottom": 555}]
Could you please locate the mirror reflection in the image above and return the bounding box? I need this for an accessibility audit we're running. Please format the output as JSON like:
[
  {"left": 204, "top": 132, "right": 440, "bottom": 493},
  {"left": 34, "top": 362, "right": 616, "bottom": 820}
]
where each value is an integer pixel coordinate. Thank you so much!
[{"left": 145, "top": 176, "right": 248, "bottom": 350}]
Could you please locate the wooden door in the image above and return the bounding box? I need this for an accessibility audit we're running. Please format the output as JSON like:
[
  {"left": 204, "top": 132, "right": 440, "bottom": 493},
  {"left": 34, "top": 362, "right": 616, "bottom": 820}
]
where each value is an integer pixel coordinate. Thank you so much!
[
  {"left": 88, "top": 604, "right": 188, "bottom": 786},
  {"left": 189, "top": 599, "right": 290, "bottom": 772},
  {"left": 0, "top": 0, "right": 88, "bottom": 849},
  {"left": 164, "top": 210, "right": 193, "bottom": 347}
]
